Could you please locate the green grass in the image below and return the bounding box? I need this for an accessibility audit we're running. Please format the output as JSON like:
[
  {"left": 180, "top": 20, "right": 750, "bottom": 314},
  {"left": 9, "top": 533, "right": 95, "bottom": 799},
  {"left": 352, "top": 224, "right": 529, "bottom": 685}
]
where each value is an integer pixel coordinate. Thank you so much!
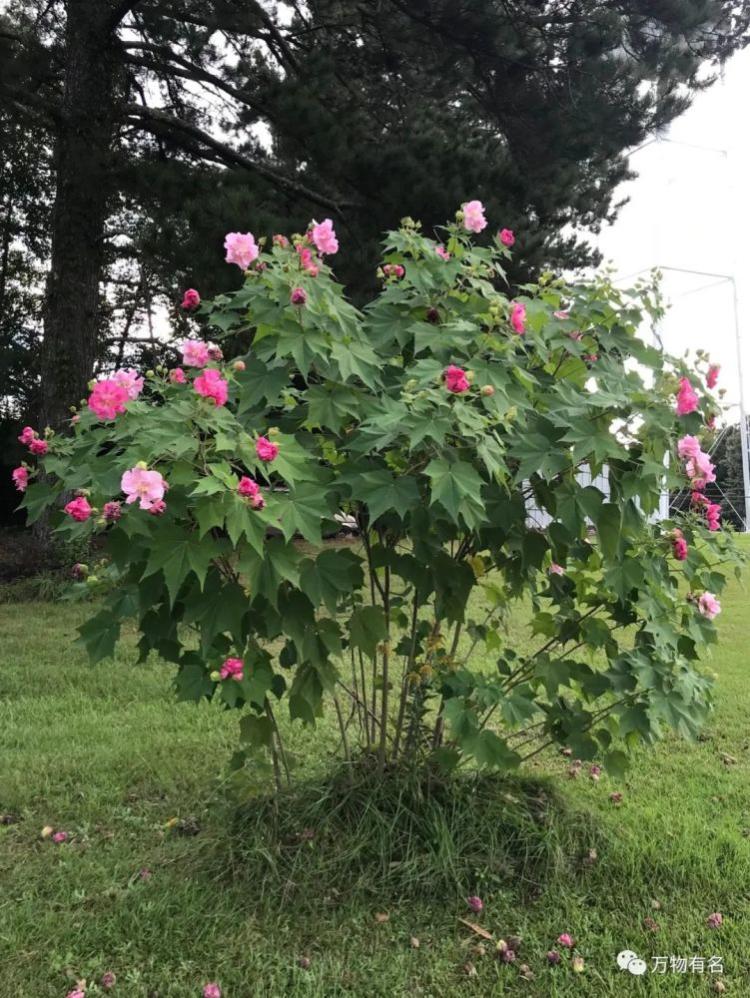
[{"left": 1, "top": 543, "right": 749, "bottom": 996}]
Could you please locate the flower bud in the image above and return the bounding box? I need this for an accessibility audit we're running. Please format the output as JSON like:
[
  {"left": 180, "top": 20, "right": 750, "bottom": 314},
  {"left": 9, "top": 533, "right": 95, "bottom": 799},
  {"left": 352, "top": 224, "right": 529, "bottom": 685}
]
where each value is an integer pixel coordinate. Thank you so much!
[
  {"left": 481, "top": 385, "right": 494, "bottom": 397},
  {"left": 210, "top": 670, "right": 221, "bottom": 682},
  {"left": 146, "top": 370, "right": 155, "bottom": 378},
  {"left": 135, "top": 461, "right": 148, "bottom": 470},
  {"left": 41, "top": 825, "right": 54, "bottom": 839},
  {"left": 233, "top": 360, "right": 246, "bottom": 372}
]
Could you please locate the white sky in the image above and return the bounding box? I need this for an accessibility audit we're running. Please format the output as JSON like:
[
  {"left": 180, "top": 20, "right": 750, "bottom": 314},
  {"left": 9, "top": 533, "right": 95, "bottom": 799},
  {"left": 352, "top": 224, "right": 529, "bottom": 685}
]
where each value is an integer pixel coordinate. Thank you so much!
[{"left": 592, "top": 49, "right": 750, "bottom": 427}]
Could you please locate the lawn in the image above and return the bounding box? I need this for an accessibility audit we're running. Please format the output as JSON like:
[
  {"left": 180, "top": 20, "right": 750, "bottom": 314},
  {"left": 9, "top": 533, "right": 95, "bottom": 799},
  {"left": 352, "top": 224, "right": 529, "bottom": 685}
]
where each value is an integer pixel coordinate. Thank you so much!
[{"left": 1, "top": 540, "right": 748, "bottom": 997}]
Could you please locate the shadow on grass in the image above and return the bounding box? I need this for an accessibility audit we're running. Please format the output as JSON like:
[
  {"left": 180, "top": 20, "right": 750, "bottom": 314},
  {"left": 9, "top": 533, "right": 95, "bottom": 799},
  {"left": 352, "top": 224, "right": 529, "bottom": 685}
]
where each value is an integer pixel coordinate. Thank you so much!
[{"left": 196, "top": 762, "right": 604, "bottom": 912}]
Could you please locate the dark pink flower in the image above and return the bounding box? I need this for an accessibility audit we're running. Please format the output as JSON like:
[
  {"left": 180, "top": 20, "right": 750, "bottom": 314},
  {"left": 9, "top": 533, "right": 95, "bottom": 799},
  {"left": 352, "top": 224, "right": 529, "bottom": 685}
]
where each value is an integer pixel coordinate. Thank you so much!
[
  {"left": 103, "top": 501, "right": 122, "bottom": 522},
  {"left": 169, "top": 367, "right": 187, "bottom": 385},
  {"left": 609, "top": 791, "right": 623, "bottom": 805},
  {"left": 444, "top": 365, "right": 470, "bottom": 394},
  {"left": 29, "top": 438, "right": 48, "bottom": 456},
  {"left": 557, "top": 933, "right": 574, "bottom": 948},
  {"left": 589, "top": 764, "right": 602, "bottom": 781},
  {"left": 546, "top": 950, "right": 561, "bottom": 965},
  {"left": 220, "top": 658, "right": 244, "bottom": 681},
  {"left": 499, "top": 228, "right": 515, "bottom": 247},
  {"left": 194, "top": 369, "right": 228, "bottom": 407},
  {"left": 148, "top": 499, "right": 167, "bottom": 516},
  {"left": 510, "top": 302, "right": 526, "bottom": 334},
  {"left": 18, "top": 426, "right": 37, "bottom": 446},
  {"left": 88, "top": 379, "right": 129, "bottom": 421},
  {"left": 52, "top": 831, "right": 68, "bottom": 843},
  {"left": 290, "top": 287, "right": 307, "bottom": 306},
  {"left": 256, "top": 436, "right": 279, "bottom": 462},
  {"left": 676, "top": 377, "right": 699, "bottom": 416},
  {"left": 466, "top": 895, "right": 483, "bottom": 913},
  {"left": 203, "top": 985, "right": 222, "bottom": 998},
  {"left": 101, "top": 971, "right": 116, "bottom": 990},
  {"left": 238, "top": 476, "right": 260, "bottom": 498},
  {"left": 12, "top": 467, "right": 29, "bottom": 492},
  {"left": 707, "top": 365, "right": 720, "bottom": 389},
  {"left": 673, "top": 537, "right": 688, "bottom": 560},
  {"left": 181, "top": 288, "right": 201, "bottom": 310},
  {"left": 65, "top": 497, "right": 92, "bottom": 522},
  {"left": 707, "top": 912, "right": 723, "bottom": 929}
]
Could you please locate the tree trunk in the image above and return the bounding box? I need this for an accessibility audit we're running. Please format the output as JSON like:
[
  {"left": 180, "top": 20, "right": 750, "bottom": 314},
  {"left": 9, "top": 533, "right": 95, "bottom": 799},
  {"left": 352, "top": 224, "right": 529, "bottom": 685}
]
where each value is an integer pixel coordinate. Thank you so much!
[{"left": 39, "top": 1, "right": 117, "bottom": 431}]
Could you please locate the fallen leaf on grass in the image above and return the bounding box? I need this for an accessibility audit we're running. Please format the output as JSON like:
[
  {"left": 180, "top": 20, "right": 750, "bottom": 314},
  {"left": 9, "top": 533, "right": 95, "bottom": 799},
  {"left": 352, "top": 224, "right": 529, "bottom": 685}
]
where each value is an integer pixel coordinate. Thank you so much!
[
  {"left": 374, "top": 912, "right": 390, "bottom": 924},
  {"left": 458, "top": 918, "right": 493, "bottom": 940},
  {"left": 410, "top": 937, "right": 420, "bottom": 949}
]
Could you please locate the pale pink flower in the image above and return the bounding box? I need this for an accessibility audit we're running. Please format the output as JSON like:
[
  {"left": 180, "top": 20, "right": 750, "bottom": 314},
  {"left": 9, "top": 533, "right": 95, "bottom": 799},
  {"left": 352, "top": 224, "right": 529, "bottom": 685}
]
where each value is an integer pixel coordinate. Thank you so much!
[
  {"left": 18, "top": 426, "right": 37, "bottom": 445},
  {"left": 310, "top": 218, "right": 339, "bottom": 255},
  {"left": 584, "top": 353, "right": 598, "bottom": 363},
  {"left": 88, "top": 379, "right": 129, "bottom": 421},
  {"left": 237, "top": 476, "right": 259, "bottom": 498},
  {"left": 224, "top": 231, "right": 259, "bottom": 269},
  {"left": 194, "top": 368, "right": 229, "bottom": 407},
  {"left": 203, "top": 985, "right": 222, "bottom": 998},
  {"left": 181, "top": 288, "right": 200, "bottom": 310},
  {"left": 685, "top": 449, "right": 716, "bottom": 484},
  {"left": 498, "top": 228, "right": 515, "bottom": 247},
  {"left": 66, "top": 991, "right": 85, "bottom": 998},
  {"left": 220, "top": 658, "right": 244, "bottom": 681},
  {"left": 676, "top": 377, "right": 699, "bottom": 416},
  {"left": 706, "top": 912, "right": 723, "bottom": 929},
  {"left": 707, "top": 365, "right": 720, "bottom": 389},
  {"left": 207, "top": 342, "right": 223, "bottom": 361},
  {"left": 510, "top": 302, "right": 526, "bottom": 334},
  {"left": 501, "top": 949, "right": 516, "bottom": 964},
  {"left": 677, "top": 435, "right": 702, "bottom": 460},
  {"left": 557, "top": 933, "right": 574, "bottom": 948},
  {"left": 383, "top": 263, "right": 405, "bottom": 278},
  {"left": 256, "top": 436, "right": 279, "bottom": 462},
  {"left": 112, "top": 368, "right": 144, "bottom": 401},
  {"left": 148, "top": 499, "right": 167, "bottom": 516},
  {"left": 698, "top": 592, "right": 721, "bottom": 619},
  {"left": 181, "top": 340, "right": 210, "bottom": 368},
  {"left": 444, "top": 365, "right": 470, "bottom": 394},
  {"left": 462, "top": 200, "right": 487, "bottom": 233},
  {"left": 103, "top": 501, "right": 122, "bottom": 522},
  {"left": 273, "top": 234, "right": 289, "bottom": 248},
  {"left": 65, "top": 497, "right": 92, "bottom": 522},
  {"left": 169, "top": 367, "right": 187, "bottom": 384},
  {"left": 12, "top": 467, "right": 29, "bottom": 492},
  {"left": 29, "top": 438, "right": 48, "bottom": 455},
  {"left": 290, "top": 287, "right": 307, "bottom": 306},
  {"left": 553, "top": 310, "right": 569, "bottom": 320},
  {"left": 549, "top": 563, "right": 565, "bottom": 576},
  {"left": 435, "top": 245, "right": 451, "bottom": 261},
  {"left": 121, "top": 467, "right": 167, "bottom": 511},
  {"left": 568, "top": 330, "right": 583, "bottom": 341},
  {"left": 673, "top": 537, "right": 688, "bottom": 561},
  {"left": 52, "top": 831, "right": 68, "bottom": 843},
  {"left": 466, "top": 895, "right": 483, "bottom": 913}
]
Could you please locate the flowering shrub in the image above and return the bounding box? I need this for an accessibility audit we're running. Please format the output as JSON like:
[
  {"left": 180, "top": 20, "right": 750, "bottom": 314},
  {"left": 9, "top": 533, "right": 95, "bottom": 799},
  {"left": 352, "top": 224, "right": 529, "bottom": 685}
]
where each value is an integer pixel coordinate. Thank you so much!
[{"left": 17, "top": 207, "right": 741, "bottom": 781}]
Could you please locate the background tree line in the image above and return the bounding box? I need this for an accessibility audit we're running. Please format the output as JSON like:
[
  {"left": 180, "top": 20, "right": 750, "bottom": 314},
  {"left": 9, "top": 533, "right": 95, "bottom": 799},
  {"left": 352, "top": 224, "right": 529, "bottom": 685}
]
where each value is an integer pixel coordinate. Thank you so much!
[{"left": 1, "top": 0, "right": 748, "bottom": 530}]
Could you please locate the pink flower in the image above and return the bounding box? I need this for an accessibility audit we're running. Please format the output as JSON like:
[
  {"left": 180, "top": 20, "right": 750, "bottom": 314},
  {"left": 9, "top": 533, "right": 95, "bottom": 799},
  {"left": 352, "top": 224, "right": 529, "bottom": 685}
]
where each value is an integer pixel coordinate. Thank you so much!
[
  {"left": 250, "top": 493, "right": 266, "bottom": 510},
  {"left": 148, "top": 499, "right": 167, "bottom": 516},
  {"left": 706, "top": 912, "right": 723, "bottom": 929},
  {"left": 296, "top": 244, "right": 319, "bottom": 276},
  {"left": 676, "top": 377, "right": 699, "bottom": 416},
  {"left": 121, "top": 466, "right": 167, "bottom": 511},
  {"left": 12, "top": 467, "right": 29, "bottom": 492},
  {"left": 203, "top": 985, "right": 222, "bottom": 998},
  {"left": 65, "top": 497, "right": 92, "bottom": 522},
  {"left": 101, "top": 971, "right": 116, "bottom": 990},
  {"left": 18, "top": 426, "right": 37, "bottom": 445},
  {"left": 584, "top": 353, "right": 598, "bottom": 363},
  {"left": 194, "top": 368, "right": 229, "bottom": 407},
  {"left": 112, "top": 367, "right": 144, "bottom": 401},
  {"left": 549, "top": 563, "right": 565, "bottom": 576},
  {"left": 103, "top": 501, "right": 122, "bottom": 522},
  {"left": 71, "top": 563, "right": 87, "bottom": 581},
  {"left": 273, "top": 234, "right": 289, "bottom": 248},
  {"left": 609, "top": 791, "right": 623, "bottom": 805},
  {"left": 169, "top": 367, "right": 187, "bottom": 384},
  {"left": 52, "top": 831, "right": 68, "bottom": 843},
  {"left": 546, "top": 950, "right": 561, "bottom": 965},
  {"left": 88, "top": 379, "right": 129, "bottom": 421},
  {"left": 466, "top": 896, "right": 483, "bottom": 913},
  {"left": 698, "top": 592, "right": 721, "bottom": 620},
  {"left": 568, "top": 330, "right": 583, "bottom": 341},
  {"left": 66, "top": 991, "right": 85, "bottom": 998},
  {"left": 237, "top": 476, "right": 260, "bottom": 498},
  {"left": 673, "top": 537, "right": 688, "bottom": 560},
  {"left": 589, "top": 765, "right": 602, "bottom": 781},
  {"left": 557, "top": 933, "right": 574, "bottom": 948},
  {"left": 685, "top": 449, "right": 716, "bottom": 484},
  {"left": 310, "top": 218, "right": 339, "bottom": 255},
  {"left": 290, "top": 287, "right": 307, "bottom": 306},
  {"left": 501, "top": 949, "right": 516, "bottom": 964},
  {"left": 181, "top": 340, "right": 210, "bottom": 368},
  {"left": 29, "top": 438, "right": 48, "bottom": 456},
  {"left": 707, "top": 365, "right": 720, "bottom": 389},
  {"left": 444, "top": 365, "right": 470, "bottom": 394},
  {"left": 224, "top": 231, "right": 259, "bottom": 269},
  {"left": 498, "top": 228, "right": 515, "bottom": 247},
  {"left": 435, "top": 245, "right": 451, "bottom": 261},
  {"left": 382, "top": 263, "right": 405, "bottom": 279},
  {"left": 510, "top": 302, "right": 526, "bottom": 334},
  {"left": 692, "top": 491, "right": 708, "bottom": 507},
  {"left": 256, "top": 436, "right": 279, "bottom": 462},
  {"left": 553, "top": 310, "right": 569, "bottom": 320},
  {"left": 462, "top": 200, "right": 487, "bottom": 233},
  {"left": 678, "top": 435, "right": 702, "bottom": 460},
  {"left": 706, "top": 503, "right": 721, "bottom": 531},
  {"left": 220, "top": 657, "right": 244, "bottom": 681},
  {"left": 207, "top": 343, "right": 223, "bottom": 361},
  {"left": 181, "top": 288, "right": 201, "bottom": 310}
]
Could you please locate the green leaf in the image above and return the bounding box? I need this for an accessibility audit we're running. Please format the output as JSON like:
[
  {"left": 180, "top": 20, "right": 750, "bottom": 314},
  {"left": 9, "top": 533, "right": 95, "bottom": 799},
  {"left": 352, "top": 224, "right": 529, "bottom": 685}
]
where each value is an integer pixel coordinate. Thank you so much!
[
  {"left": 348, "top": 605, "right": 388, "bottom": 659},
  {"left": 142, "top": 526, "right": 216, "bottom": 604},
  {"left": 239, "top": 538, "right": 300, "bottom": 607},
  {"left": 77, "top": 610, "right": 120, "bottom": 663},
  {"left": 299, "top": 548, "right": 364, "bottom": 612},
  {"left": 594, "top": 503, "right": 622, "bottom": 560},
  {"left": 426, "top": 459, "right": 485, "bottom": 528},
  {"left": 277, "top": 481, "right": 332, "bottom": 544}
]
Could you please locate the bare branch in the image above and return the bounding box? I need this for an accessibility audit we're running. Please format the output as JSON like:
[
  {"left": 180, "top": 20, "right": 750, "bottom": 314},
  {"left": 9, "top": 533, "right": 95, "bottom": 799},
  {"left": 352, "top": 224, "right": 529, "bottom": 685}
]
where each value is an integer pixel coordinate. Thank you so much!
[{"left": 107, "top": 0, "right": 144, "bottom": 32}]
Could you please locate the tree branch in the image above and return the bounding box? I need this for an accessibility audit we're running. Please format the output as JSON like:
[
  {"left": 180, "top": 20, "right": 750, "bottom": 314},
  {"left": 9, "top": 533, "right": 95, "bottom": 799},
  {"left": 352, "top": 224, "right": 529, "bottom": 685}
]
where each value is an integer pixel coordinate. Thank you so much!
[
  {"left": 107, "top": 0, "right": 144, "bottom": 32},
  {"left": 121, "top": 103, "right": 358, "bottom": 213}
]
